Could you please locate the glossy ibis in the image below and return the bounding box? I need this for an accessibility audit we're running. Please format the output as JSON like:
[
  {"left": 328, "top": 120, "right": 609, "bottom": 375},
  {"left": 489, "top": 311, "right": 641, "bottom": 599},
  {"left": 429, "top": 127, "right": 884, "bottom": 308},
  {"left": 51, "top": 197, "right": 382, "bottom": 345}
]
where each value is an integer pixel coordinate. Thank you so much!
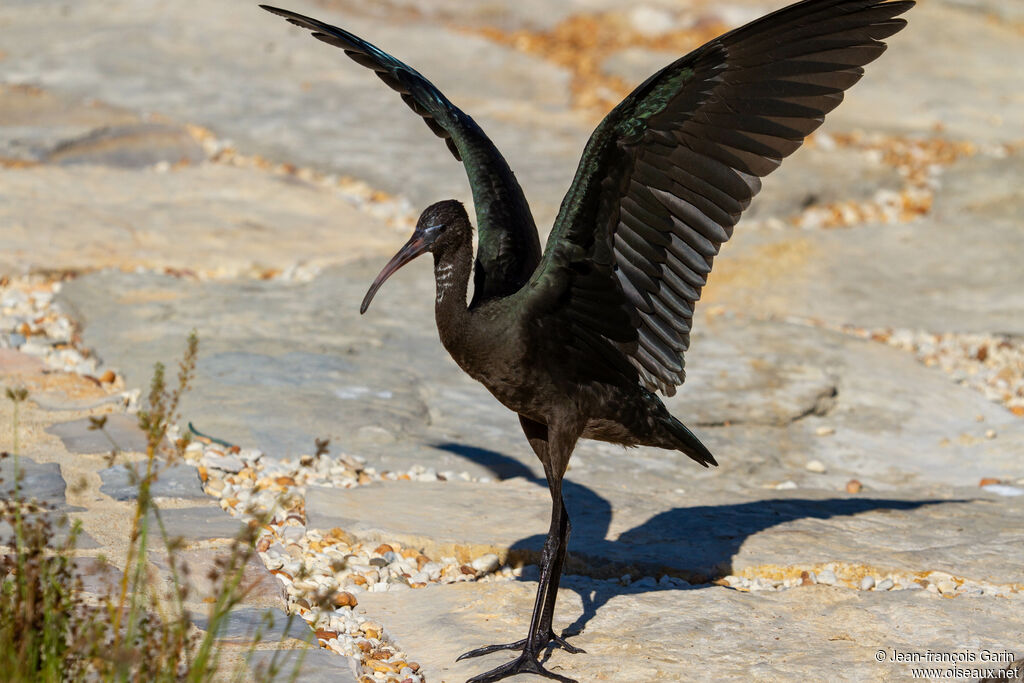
[{"left": 262, "top": 1, "right": 912, "bottom": 680}]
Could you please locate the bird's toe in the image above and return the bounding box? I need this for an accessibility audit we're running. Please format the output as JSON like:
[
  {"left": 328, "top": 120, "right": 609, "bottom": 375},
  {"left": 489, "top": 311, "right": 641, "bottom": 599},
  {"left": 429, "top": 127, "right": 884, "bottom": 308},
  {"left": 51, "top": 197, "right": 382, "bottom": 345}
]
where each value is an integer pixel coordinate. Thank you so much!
[
  {"left": 457, "top": 638, "right": 528, "bottom": 661},
  {"left": 464, "top": 651, "right": 577, "bottom": 683},
  {"left": 457, "top": 630, "right": 584, "bottom": 661},
  {"left": 549, "top": 632, "right": 585, "bottom": 655}
]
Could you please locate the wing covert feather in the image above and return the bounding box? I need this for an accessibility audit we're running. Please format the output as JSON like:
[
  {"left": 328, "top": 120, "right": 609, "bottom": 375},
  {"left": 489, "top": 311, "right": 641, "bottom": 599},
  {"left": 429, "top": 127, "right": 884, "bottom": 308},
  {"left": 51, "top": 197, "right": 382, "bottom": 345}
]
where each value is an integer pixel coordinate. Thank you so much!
[
  {"left": 261, "top": 5, "right": 541, "bottom": 303},
  {"left": 523, "top": 0, "right": 913, "bottom": 395}
]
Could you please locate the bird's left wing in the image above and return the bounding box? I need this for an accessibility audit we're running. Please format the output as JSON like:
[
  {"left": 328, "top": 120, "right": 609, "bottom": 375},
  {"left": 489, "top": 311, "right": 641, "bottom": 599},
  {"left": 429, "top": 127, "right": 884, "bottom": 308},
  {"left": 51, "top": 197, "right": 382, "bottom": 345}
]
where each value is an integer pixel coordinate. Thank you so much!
[
  {"left": 522, "top": 0, "right": 913, "bottom": 396},
  {"left": 261, "top": 6, "right": 541, "bottom": 303}
]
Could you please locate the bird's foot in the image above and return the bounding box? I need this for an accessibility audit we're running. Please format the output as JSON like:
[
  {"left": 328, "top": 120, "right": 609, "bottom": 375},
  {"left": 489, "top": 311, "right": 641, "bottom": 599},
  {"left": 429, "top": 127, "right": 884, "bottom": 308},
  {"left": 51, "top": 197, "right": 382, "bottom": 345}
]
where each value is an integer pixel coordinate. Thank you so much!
[
  {"left": 464, "top": 650, "right": 577, "bottom": 683},
  {"left": 457, "top": 631, "right": 584, "bottom": 661}
]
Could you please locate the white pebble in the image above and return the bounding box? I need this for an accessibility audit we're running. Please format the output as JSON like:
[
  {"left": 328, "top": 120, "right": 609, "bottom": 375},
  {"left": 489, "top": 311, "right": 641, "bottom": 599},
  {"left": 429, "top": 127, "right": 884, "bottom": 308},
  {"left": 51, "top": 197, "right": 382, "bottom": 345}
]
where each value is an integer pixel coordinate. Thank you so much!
[
  {"left": 471, "top": 553, "right": 501, "bottom": 574},
  {"left": 805, "top": 460, "right": 827, "bottom": 473},
  {"left": 281, "top": 526, "right": 306, "bottom": 544},
  {"left": 876, "top": 578, "right": 894, "bottom": 591},
  {"left": 982, "top": 484, "right": 1024, "bottom": 497},
  {"left": 859, "top": 576, "right": 875, "bottom": 590},
  {"left": 201, "top": 453, "right": 246, "bottom": 473},
  {"left": 817, "top": 570, "right": 837, "bottom": 586},
  {"left": 20, "top": 341, "right": 50, "bottom": 356}
]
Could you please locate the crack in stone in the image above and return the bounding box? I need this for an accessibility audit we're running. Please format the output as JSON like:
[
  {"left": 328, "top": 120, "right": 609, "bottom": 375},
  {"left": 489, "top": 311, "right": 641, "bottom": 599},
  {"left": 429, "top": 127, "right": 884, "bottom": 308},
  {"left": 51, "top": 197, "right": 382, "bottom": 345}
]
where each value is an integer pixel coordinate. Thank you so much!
[
  {"left": 695, "top": 384, "right": 838, "bottom": 428},
  {"left": 790, "top": 385, "right": 839, "bottom": 423}
]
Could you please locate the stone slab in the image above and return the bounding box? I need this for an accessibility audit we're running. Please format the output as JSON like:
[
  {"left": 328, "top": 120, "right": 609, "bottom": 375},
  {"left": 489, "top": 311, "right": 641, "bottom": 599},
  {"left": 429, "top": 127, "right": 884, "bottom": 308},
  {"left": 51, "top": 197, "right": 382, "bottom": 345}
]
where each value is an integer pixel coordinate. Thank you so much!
[
  {"left": 247, "top": 647, "right": 359, "bottom": 682},
  {"left": 356, "top": 579, "right": 1024, "bottom": 683},
  {"left": 0, "top": 163, "right": 402, "bottom": 278},
  {"left": 0, "top": 0, "right": 586, "bottom": 227},
  {"left": 57, "top": 269, "right": 1024, "bottom": 493},
  {"left": 148, "top": 506, "right": 247, "bottom": 542},
  {"left": 0, "top": 514, "right": 98, "bottom": 549},
  {"left": 704, "top": 153, "right": 1024, "bottom": 336},
  {"left": 150, "top": 548, "right": 287, "bottom": 610},
  {"left": 47, "top": 413, "right": 149, "bottom": 455},
  {"left": 677, "top": 317, "right": 1024, "bottom": 489},
  {"left": 328, "top": 0, "right": 687, "bottom": 32},
  {"left": 46, "top": 122, "right": 205, "bottom": 168},
  {"left": 0, "top": 356, "right": 114, "bottom": 412},
  {"left": 307, "top": 479, "right": 1024, "bottom": 586},
  {"left": 0, "top": 455, "right": 98, "bottom": 548},
  {"left": 0, "top": 83, "right": 141, "bottom": 163},
  {"left": 191, "top": 606, "right": 312, "bottom": 643},
  {"left": 99, "top": 462, "right": 206, "bottom": 501},
  {"left": 0, "top": 348, "right": 46, "bottom": 375},
  {"left": 1, "top": 454, "right": 69, "bottom": 506},
  {"left": 72, "top": 557, "right": 123, "bottom": 597}
]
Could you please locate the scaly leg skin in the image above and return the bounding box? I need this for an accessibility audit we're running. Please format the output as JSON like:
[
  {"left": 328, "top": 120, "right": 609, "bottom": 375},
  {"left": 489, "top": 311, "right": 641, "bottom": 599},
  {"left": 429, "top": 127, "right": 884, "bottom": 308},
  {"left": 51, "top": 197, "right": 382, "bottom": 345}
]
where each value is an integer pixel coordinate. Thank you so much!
[
  {"left": 460, "top": 418, "right": 584, "bottom": 682},
  {"left": 533, "top": 499, "right": 584, "bottom": 655},
  {"left": 457, "top": 631, "right": 583, "bottom": 660},
  {"left": 460, "top": 559, "right": 581, "bottom": 683},
  {"left": 458, "top": 500, "right": 583, "bottom": 661},
  {"left": 461, "top": 551, "right": 578, "bottom": 683}
]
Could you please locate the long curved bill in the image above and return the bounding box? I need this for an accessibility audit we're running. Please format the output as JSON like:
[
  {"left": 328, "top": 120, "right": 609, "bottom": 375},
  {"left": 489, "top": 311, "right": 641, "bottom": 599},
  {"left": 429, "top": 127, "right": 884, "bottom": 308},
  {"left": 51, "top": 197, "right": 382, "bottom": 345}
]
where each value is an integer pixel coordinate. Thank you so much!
[{"left": 360, "top": 233, "right": 430, "bottom": 314}]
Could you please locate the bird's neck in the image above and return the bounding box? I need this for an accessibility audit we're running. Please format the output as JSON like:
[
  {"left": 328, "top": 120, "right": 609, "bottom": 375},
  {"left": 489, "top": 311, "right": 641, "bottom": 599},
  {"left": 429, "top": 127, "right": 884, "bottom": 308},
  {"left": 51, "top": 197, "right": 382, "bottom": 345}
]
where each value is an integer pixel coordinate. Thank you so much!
[{"left": 433, "top": 238, "right": 473, "bottom": 342}]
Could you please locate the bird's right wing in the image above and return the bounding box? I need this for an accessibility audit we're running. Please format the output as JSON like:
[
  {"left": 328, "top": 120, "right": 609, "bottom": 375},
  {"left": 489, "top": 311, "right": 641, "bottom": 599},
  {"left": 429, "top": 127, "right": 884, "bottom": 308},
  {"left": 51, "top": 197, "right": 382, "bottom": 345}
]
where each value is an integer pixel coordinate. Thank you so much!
[
  {"left": 521, "top": 0, "right": 913, "bottom": 395},
  {"left": 261, "top": 6, "right": 541, "bottom": 303}
]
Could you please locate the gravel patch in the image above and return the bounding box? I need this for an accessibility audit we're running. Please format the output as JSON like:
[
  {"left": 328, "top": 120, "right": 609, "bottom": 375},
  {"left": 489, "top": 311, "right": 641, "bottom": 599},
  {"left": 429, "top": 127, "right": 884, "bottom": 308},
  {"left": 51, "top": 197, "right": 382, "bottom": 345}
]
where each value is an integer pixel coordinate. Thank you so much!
[
  {"left": 786, "top": 132, "right": 985, "bottom": 229},
  {"left": 176, "top": 433, "right": 525, "bottom": 683},
  {"left": 718, "top": 564, "right": 1017, "bottom": 597},
  {"left": 186, "top": 124, "right": 417, "bottom": 233},
  {"left": 831, "top": 324, "right": 1024, "bottom": 417},
  {"left": 2, "top": 277, "right": 107, "bottom": 378}
]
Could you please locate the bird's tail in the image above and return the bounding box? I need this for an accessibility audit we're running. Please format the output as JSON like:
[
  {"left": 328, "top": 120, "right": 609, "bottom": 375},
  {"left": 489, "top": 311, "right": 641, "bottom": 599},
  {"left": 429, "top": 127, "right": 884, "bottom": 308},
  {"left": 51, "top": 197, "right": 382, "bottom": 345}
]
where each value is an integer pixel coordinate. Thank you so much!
[{"left": 664, "top": 415, "right": 718, "bottom": 468}]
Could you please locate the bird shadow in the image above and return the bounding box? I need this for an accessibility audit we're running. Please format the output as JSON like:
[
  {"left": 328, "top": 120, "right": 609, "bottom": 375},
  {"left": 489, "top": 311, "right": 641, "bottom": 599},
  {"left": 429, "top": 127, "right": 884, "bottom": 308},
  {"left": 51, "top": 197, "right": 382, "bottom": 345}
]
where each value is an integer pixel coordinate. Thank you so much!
[{"left": 432, "top": 441, "right": 959, "bottom": 638}]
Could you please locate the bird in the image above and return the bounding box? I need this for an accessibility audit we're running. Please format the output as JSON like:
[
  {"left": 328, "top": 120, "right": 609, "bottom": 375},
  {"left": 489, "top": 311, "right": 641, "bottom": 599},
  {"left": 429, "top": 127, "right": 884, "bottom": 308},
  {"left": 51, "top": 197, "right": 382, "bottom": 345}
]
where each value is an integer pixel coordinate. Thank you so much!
[{"left": 261, "top": 1, "right": 912, "bottom": 680}]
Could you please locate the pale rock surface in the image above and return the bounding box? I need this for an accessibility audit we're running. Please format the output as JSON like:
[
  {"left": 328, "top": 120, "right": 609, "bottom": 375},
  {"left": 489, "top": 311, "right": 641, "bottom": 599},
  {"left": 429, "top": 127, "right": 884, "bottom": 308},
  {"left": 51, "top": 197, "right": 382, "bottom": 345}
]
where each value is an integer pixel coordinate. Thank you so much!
[{"left": 356, "top": 580, "right": 1024, "bottom": 682}]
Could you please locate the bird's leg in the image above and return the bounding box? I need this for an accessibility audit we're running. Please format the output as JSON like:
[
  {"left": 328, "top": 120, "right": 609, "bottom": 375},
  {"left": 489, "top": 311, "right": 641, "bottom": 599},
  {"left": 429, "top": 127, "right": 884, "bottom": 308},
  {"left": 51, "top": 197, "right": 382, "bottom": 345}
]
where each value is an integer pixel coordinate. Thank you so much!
[
  {"left": 459, "top": 417, "right": 582, "bottom": 660},
  {"left": 456, "top": 503, "right": 565, "bottom": 659},
  {"left": 458, "top": 417, "right": 582, "bottom": 683},
  {"left": 534, "top": 498, "right": 584, "bottom": 654}
]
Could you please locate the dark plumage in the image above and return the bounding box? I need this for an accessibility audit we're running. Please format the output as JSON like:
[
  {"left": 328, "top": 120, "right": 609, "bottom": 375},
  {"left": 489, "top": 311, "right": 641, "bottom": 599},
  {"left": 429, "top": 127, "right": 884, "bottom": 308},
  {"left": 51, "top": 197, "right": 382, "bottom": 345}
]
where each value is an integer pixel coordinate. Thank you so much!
[{"left": 261, "top": 1, "right": 913, "bottom": 680}]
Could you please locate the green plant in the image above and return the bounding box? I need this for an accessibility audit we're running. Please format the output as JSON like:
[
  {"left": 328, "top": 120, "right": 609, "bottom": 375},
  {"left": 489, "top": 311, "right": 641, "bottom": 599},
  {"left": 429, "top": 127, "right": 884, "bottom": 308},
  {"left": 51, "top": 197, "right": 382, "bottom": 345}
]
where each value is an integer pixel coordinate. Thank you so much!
[{"left": 1, "top": 333, "right": 306, "bottom": 682}]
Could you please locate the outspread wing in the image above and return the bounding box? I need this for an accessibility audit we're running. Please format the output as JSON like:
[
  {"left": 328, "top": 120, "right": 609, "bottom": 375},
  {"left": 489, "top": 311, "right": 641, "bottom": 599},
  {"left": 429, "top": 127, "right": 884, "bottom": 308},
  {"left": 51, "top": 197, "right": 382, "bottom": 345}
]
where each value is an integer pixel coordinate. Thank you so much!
[
  {"left": 261, "top": 6, "right": 541, "bottom": 303},
  {"left": 523, "top": 0, "right": 913, "bottom": 396}
]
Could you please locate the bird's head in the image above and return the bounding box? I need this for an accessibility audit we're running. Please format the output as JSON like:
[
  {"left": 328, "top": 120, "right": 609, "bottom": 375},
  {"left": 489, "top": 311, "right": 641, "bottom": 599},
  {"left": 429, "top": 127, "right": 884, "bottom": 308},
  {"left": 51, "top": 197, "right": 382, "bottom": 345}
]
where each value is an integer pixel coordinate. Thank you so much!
[{"left": 360, "top": 200, "right": 471, "bottom": 314}]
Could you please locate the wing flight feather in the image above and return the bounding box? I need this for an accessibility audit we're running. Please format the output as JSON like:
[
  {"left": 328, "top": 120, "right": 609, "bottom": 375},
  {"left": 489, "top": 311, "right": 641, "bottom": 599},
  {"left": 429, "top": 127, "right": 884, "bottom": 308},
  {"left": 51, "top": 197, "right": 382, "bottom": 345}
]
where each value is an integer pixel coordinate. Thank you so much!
[
  {"left": 524, "top": 0, "right": 913, "bottom": 395},
  {"left": 261, "top": 5, "right": 541, "bottom": 303}
]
